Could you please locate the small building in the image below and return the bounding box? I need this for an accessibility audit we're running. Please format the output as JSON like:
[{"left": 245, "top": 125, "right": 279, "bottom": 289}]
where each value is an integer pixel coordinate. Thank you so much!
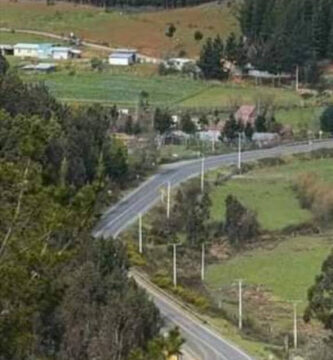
[
  {"left": 51, "top": 47, "right": 81, "bottom": 60},
  {"left": 21, "top": 63, "right": 56, "bottom": 73},
  {"left": 164, "top": 58, "right": 193, "bottom": 71},
  {"left": 14, "top": 43, "right": 54, "bottom": 59},
  {"left": 252, "top": 132, "right": 280, "bottom": 147},
  {"left": 109, "top": 49, "right": 137, "bottom": 66},
  {"left": 197, "top": 130, "right": 221, "bottom": 142},
  {"left": 235, "top": 105, "right": 257, "bottom": 127},
  {"left": 0, "top": 44, "right": 14, "bottom": 56}
]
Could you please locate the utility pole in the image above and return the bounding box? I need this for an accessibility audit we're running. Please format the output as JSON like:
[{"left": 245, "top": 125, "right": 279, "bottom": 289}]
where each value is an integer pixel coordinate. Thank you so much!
[
  {"left": 238, "top": 279, "right": 243, "bottom": 330},
  {"left": 201, "top": 242, "right": 205, "bottom": 281},
  {"left": 296, "top": 65, "right": 299, "bottom": 92},
  {"left": 291, "top": 301, "right": 301, "bottom": 349},
  {"left": 138, "top": 213, "right": 143, "bottom": 254},
  {"left": 201, "top": 156, "right": 205, "bottom": 192},
  {"left": 172, "top": 244, "right": 180, "bottom": 287},
  {"left": 167, "top": 181, "right": 171, "bottom": 219},
  {"left": 237, "top": 133, "right": 242, "bottom": 171}
]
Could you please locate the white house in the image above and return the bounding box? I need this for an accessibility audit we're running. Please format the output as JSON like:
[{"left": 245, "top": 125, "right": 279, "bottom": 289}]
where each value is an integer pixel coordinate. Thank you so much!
[
  {"left": 109, "top": 49, "right": 137, "bottom": 66},
  {"left": 14, "top": 43, "right": 42, "bottom": 58},
  {"left": 50, "top": 47, "right": 81, "bottom": 60},
  {"left": 164, "top": 58, "right": 194, "bottom": 71}
]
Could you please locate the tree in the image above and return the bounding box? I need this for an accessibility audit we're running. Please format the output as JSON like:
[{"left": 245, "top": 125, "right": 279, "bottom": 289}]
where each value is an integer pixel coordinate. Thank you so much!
[
  {"left": 304, "top": 249, "right": 333, "bottom": 332},
  {"left": 0, "top": 54, "right": 9, "bottom": 76},
  {"left": 225, "top": 195, "right": 260, "bottom": 247},
  {"left": 221, "top": 114, "right": 240, "bottom": 142},
  {"left": 180, "top": 113, "right": 196, "bottom": 134},
  {"left": 166, "top": 23, "right": 176, "bottom": 38},
  {"left": 197, "top": 36, "right": 228, "bottom": 80},
  {"left": 225, "top": 32, "right": 238, "bottom": 62},
  {"left": 255, "top": 114, "right": 267, "bottom": 132},
  {"left": 154, "top": 108, "right": 173, "bottom": 134},
  {"left": 244, "top": 122, "right": 254, "bottom": 141},
  {"left": 174, "top": 183, "right": 212, "bottom": 246},
  {"left": 194, "top": 30, "right": 203, "bottom": 42},
  {"left": 320, "top": 106, "right": 333, "bottom": 133}
]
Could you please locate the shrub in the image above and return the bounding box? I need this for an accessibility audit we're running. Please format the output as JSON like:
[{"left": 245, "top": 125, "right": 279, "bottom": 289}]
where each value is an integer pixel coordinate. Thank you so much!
[
  {"left": 194, "top": 30, "right": 204, "bottom": 42},
  {"left": 320, "top": 106, "right": 333, "bottom": 134}
]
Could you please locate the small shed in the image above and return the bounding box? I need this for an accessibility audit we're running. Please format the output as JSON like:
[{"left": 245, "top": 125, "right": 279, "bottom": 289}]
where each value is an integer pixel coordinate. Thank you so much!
[
  {"left": 22, "top": 63, "right": 56, "bottom": 73},
  {"left": 109, "top": 49, "right": 137, "bottom": 66},
  {"left": 51, "top": 47, "right": 74, "bottom": 60},
  {"left": 0, "top": 44, "right": 14, "bottom": 56}
]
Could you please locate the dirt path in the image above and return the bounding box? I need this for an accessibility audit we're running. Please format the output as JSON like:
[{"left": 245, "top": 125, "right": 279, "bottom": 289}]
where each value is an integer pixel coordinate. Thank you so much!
[{"left": 0, "top": 27, "right": 161, "bottom": 63}]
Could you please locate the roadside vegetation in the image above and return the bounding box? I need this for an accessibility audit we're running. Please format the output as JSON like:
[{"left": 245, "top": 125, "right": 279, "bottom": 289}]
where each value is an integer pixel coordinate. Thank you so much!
[{"left": 123, "top": 149, "right": 333, "bottom": 360}]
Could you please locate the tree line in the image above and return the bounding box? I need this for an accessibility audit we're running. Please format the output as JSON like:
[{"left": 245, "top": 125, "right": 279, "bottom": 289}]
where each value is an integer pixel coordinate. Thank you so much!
[
  {"left": 197, "top": 0, "right": 333, "bottom": 82},
  {"left": 0, "top": 54, "right": 183, "bottom": 360},
  {"left": 46, "top": 0, "right": 212, "bottom": 9}
]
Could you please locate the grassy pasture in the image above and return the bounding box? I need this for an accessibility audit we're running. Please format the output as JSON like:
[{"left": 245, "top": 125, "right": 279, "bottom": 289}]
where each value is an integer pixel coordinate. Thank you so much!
[
  {"left": 20, "top": 66, "right": 309, "bottom": 109},
  {"left": 206, "top": 235, "right": 332, "bottom": 306},
  {"left": 21, "top": 70, "right": 208, "bottom": 106},
  {"left": 210, "top": 157, "right": 333, "bottom": 231},
  {"left": 0, "top": 0, "right": 238, "bottom": 57}
]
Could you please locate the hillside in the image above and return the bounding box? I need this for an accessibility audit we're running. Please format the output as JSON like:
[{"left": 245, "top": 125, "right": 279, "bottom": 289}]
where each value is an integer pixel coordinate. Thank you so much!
[{"left": 0, "top": 0, "right": 238, "bottom": 57}]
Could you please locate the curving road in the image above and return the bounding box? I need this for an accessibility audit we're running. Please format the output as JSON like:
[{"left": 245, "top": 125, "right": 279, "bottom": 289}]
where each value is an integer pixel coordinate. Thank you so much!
[{"left": 94, "top": 139, "right": 333, "bottom": 360}]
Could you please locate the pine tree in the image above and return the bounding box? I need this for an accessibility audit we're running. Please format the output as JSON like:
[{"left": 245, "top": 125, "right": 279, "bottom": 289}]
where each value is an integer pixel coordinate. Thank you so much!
[{"left": 304, "top": 250, "right": 333, "bottom": 331}]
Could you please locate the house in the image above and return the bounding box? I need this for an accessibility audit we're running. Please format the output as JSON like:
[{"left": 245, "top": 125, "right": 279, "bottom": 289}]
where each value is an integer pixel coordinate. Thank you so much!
[
  {"left": 252, "top": 132, "right": 280, "bottom": 147},
  {"left": 0, "top": 44, "right": 14, "bottom": 56},
  {"left": 22, "top": 63, "right": 56, "bottom": 73},
  {"left": 164, "top": 58, "right": 194, "bottom": 71},
  {"left": 51, "top": 47, "right": 81, "bottom": 60},
  {"left": 13, "top": 43, "right": 81, "bottom": 60},
  {"left": 109, "top": 49, "right": 137, "bottom": 66},
  {"left": 235, "top": 105, "right": 257, "bottom": 127},
  {"left": 197, "top": 130, "right": 220, "bottom": 142},
  {"left": 13, "top": 43, "right": 55, "bottom": 59},
  {"left": 14, "top": 43, "right": 42, "bottom": 58}
]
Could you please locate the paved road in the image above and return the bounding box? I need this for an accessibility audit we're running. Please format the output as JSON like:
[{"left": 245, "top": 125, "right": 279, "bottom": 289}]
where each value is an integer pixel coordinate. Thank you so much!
[
  {"left": 94, "top": 140, "right": 333, "bottom": 360},
  {"left": 94, "top": 140, "right": 333, "bottom": 239},
  {"left": 133, "top": 270, "right": 253, "bottom": 360}
]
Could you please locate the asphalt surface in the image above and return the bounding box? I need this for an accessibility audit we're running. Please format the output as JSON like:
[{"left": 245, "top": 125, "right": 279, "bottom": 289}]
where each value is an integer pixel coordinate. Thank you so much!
[{"left": 94, "top": 139, "right": 333, "bottom": 360}]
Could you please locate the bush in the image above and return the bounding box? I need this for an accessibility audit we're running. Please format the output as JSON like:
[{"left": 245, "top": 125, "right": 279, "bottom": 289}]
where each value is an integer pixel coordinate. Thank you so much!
[
  {"left": 90, "top": 57, "right": 104, "bottom": 72},
  {"left": 320, "top": 106, "right": 333, "bottom": 134},
  {"left": 294, "top": 172, "right": 333, "bottom": 223},
  {"left": 194, "top": 30, "right": 203, "bottom": 42}
]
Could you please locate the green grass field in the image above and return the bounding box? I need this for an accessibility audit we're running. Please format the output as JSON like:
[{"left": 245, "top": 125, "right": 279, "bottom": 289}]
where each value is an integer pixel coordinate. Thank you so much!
[
  {"left": 206, "top": 235, "right": 332, "bottom": 304},
  {"left": 20, "top": 67, "right": 309, "bottom": 109},
  {"left": 275, "top": 106, "right": 324, "bottom": 131},
  {"left": 210, "top": 157, "right": 333, "bottom": 231},
  {"left": 22, "top": 70, "right": 208, "bottom": 106},
  {"left": 180, "top": 84, "right": 304, "bottom": 108},
  {"left": 0, "top": 31, "right": 65, "bottom": 44}
]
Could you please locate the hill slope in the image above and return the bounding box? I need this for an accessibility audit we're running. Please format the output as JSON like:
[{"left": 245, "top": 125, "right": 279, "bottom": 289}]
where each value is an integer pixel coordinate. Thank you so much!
[{"left": 0, "top": 0, "right": 238, "bottom": 57}]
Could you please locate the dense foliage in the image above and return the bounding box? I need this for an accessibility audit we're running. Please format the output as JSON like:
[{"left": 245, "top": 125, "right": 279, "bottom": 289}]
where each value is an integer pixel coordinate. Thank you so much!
[
  {"left": 0, "top": 55, "right": 180, "bottom": 360},
  {"left": 305, "top": 250, "right": 333, "bottom": 332},
  {"left": 46, "top": 0, "right": 213, "bottom": 9},
  {"left": 239, "top": 0, "right": 333, "bottom": 73}
]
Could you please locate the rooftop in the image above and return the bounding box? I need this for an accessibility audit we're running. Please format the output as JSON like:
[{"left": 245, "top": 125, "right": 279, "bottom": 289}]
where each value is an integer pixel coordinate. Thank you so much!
[{"left": 109, "top": 52, "right": 134, "bottom": 59}]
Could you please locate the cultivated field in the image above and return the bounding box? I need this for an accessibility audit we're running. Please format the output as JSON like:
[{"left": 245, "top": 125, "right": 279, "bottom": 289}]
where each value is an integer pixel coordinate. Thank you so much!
[
  {"left": 0, "top": 0, "right": 238, "bottom": 57},
  {"left": 19, "top": 66, "right": 311, "bottom": 110}
]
